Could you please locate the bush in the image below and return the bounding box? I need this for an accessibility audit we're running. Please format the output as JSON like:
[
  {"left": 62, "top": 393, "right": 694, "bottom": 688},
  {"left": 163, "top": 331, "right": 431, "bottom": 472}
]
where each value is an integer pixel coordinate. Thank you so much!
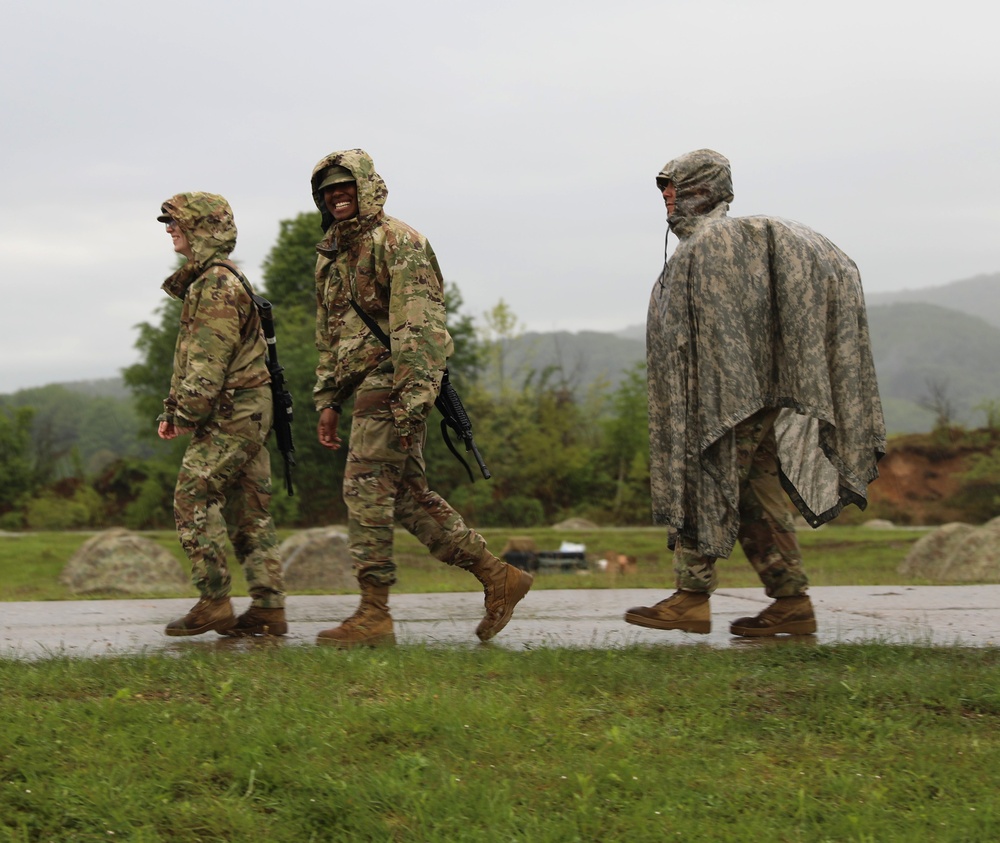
[{"left": 24, "top": 487, "right": 103, "bottom": 530}]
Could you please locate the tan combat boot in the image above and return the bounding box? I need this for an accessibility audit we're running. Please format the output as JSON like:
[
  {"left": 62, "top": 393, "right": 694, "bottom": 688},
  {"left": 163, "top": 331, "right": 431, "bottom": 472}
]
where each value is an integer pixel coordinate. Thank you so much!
[
  {"left": 467, "top": 554, "right": 533, "bottom": 641},
  {"left": 624, "top": 590, "right": 711, "bottom": 633},
  {"left": 164, "top": 597, "right": 236, "bottom": 637},
  {"left": 730, "top": 594, "right": 817, "bottom": 637},
  {"left": 221, "top": 606, "right": 288, "bottom": 637},
  {"left": 316, "top": 583, "right": 395, "bottom": 648}
]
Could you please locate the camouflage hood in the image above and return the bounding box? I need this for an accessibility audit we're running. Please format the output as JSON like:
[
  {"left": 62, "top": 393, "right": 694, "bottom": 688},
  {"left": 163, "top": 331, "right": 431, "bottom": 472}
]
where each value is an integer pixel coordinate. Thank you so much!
[
  {"left": 310, "top": 148, "right": 388, "bottom": 243},
  {"left": 657, "top": 149, "right": 734, "bottom": 239},
  {"left": 159, "top": 192, "right": 237, "bottom": 297}
]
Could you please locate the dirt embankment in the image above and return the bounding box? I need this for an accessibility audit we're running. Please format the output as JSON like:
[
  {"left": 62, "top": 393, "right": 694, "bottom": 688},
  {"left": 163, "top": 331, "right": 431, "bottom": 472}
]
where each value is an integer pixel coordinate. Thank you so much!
[{"left": 864, "top": 430, "right": 1000, "bottom": 525}]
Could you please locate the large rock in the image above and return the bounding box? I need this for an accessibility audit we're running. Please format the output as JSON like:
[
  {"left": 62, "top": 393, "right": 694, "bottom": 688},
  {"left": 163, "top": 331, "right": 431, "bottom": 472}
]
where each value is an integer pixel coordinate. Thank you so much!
[
  {"left": 942, "top": 517, "right": 1000, "bottom": 581},
  {"left": 280, "top": 527, "right": 355, "bottom": 592},
  {"left": 861, "top": 519, "right": 896, "bottom": 530},
  {"left": 898, "top": 520, "right": 1000, "bottom": 581},
  {"left": 60, "top": 528, "right": 189, "bottom": 595},
  {"left": 552, "top": 518, "right": 599, "bottom": 531}
]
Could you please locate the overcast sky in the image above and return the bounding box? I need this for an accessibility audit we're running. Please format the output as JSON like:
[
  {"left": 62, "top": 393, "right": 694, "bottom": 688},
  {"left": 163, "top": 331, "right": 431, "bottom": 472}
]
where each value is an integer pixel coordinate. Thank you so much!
[{"left": 1, "top": 0, "right": 998, "bottom": 393}]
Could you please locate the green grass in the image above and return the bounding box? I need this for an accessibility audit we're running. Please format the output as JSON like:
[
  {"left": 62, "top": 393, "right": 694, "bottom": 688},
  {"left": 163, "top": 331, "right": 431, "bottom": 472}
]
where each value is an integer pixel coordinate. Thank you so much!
[
  {"left": 1, "top": 644, "right": 998, "bottom": 841},
  {"left": 0, "top": 526, "right": 939, "bottom": 602}
]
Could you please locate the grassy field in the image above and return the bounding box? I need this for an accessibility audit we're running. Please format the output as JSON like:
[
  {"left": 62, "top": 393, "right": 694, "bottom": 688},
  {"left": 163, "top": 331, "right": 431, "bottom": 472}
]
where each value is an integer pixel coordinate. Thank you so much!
[
  {"left": 1, "top": 644, "right": 998, "bottom": 841},
  {"left": 0, "top": 525, "right": 936, "bottom": 602},
  {"left": 2, "top": 529, "right": 999, "bottom": 841}
]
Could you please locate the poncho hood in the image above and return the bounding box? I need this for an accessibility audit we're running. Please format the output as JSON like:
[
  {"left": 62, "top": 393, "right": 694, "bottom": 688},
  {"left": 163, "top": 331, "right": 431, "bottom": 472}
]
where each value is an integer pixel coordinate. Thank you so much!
[
  {"left": 657, "top": 148, "right": 734, "bottom": 239},
  {"left": 311, "top": 148, "right": 387, "bottom": 244},
  {"left": 159, "top": 192, "right": 237, "bottom": 298}
]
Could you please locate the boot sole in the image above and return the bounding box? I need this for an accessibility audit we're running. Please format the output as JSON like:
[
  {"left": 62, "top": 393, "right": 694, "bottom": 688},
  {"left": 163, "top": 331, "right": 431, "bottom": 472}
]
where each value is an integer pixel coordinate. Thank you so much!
[
  {"left": 624, "top": 612, "right": 711, "bottom": 634},
  {"left": 316, "top": 632, "right": 397, "bottom": 648},
  {"left": 476, "top": 572, "right": 533, "bottom": 642},
  {"left": 220, "top": 623, "right": 289, "bottom": 637},
  {"left": 729, "top": 619, "right": 818, "bottom": 637},
  {"left": 164, "top": 618, "right": 236, "bottom": 637}
]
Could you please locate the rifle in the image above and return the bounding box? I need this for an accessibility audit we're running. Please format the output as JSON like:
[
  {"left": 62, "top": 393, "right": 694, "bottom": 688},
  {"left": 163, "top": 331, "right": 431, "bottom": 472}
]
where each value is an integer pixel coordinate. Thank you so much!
[
  {"left": 213, "top": 262, "right": 297, "bottom": 495},
  {"left": 348, "top": 298, "right": 490, "bottom": 482}
]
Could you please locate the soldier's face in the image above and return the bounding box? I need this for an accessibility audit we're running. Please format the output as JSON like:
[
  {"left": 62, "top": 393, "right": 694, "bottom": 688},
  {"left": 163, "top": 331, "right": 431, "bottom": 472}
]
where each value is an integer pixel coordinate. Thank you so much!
[
  {"left": 661, "top": 182, "right": 677, "bottom": 215},
  {"left": 165, "top": 220, "right": 193, "bottom": 259},
  {"left": 324, "top": 182, "right": 358, "bottom": 221}
]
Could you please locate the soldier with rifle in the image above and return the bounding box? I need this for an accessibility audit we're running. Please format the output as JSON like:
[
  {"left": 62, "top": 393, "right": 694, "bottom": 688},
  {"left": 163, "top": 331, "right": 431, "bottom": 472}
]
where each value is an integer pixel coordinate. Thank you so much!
[
  {"left": 311, "top": 148, "right": 532, "bottom": 648},
  {"left": 156, "top": 192, "right": 288, "bottom": 638}
]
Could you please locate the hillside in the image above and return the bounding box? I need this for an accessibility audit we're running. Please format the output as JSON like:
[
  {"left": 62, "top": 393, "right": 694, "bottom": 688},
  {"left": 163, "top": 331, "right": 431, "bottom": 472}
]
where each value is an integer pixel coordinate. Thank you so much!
[
  {"left": 866, "top": 302, "right": 1000, "bottom": 432},
  {"left": 484, "top": 330, "right": 645, "bottom": 393},
  {"left": 6, "top": 273, "right": 1000, "bottom": 439},
  {"left": 863, "top": 427, "right": 1000, "bottom": 526},
  {"left": 491, "top": 300, "right": 1000, "bottom": 435},
  {"left": 866, "top": 272, "right": 1000, "bottom": 329}
]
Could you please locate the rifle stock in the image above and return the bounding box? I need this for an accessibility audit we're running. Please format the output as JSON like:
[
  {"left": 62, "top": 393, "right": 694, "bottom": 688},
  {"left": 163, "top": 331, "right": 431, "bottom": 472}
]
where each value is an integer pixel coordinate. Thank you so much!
[
  {"left": 435, "top": 374, "right": 490, "bottom": 481},
  {"left": 216, "top": 262, "right": 297, "bottom": 495}
]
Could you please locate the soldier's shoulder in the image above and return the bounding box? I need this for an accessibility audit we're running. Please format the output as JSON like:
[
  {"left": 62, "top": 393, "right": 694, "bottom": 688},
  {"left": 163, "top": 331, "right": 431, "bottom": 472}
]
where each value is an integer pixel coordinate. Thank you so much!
[{"left": 381, "top": 215, "right": 430, "bottom": 249}]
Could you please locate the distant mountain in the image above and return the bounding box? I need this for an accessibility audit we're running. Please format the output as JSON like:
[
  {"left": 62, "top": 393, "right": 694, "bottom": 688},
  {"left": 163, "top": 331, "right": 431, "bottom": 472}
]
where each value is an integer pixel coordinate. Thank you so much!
[
  {"left": 485, "top": 330, "right": 645, "bottom": 393},
  {"left": 493, "top": 297, "right": 1000, "bottom": 435},
  {"left": 866, "top": 272, "right": 1000, "bottom": 329},
  {"left": 54, "top": 377, "right": 131, "bottom": 400},
  {"left": 614, "top": 324, "right": 646, "bottom": 342},
  {"left": 8, "top": 272, "right": 1000, "bottom": 439},
  {"left": 867, "top": 302, "right": 1000, "bottom": 432}
]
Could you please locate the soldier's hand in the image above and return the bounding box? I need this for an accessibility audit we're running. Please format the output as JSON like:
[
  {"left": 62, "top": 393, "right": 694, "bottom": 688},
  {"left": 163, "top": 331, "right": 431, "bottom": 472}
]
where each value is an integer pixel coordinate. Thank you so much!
[
  {"left": 318, "top": 407, "right": 342, "bottom": 450},
  {"left": 158, "top": 421, "right": 193, "bottom": 440}
]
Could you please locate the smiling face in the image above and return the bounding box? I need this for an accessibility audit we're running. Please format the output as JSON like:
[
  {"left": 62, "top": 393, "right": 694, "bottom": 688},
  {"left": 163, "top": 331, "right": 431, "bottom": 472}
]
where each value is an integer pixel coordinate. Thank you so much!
[
  {"left": 165, "top": 219, "right": 193, "bottom": 259},
  {"left": 324, "top": 181, "right": 359, "bottom": 222}
]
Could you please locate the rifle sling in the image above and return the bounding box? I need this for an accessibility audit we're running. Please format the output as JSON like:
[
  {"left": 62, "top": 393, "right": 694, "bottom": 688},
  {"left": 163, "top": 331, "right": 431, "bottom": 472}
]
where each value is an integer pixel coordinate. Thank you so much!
[{"left": 348, "top": 298, "right": 476, "bottom": 482}]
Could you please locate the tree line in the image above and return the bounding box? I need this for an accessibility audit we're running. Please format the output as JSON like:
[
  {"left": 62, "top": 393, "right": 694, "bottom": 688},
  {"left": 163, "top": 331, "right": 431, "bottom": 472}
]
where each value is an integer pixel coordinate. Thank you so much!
[{"left": 0, "top": 211, "right": 652, "bottom": 531}]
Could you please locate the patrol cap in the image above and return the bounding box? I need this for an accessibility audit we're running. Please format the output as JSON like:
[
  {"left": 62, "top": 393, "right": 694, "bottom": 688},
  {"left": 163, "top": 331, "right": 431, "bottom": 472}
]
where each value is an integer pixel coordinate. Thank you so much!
[{"left": 318, "top": 165, "right": 356, "bottom": 190}]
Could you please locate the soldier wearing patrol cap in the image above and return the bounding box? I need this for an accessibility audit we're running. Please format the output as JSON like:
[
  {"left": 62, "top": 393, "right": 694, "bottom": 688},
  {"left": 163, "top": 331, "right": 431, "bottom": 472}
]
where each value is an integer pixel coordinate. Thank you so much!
[
  {"left": 155, "top": 192, "right": 287, "bottom": 639},
  {"left": 310, "top": 148, "right": 532, "bottom": 648}
]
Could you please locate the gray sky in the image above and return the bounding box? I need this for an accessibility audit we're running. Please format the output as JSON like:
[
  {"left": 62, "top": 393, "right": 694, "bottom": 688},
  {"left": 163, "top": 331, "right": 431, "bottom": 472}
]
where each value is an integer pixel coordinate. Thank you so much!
[{"left": 1, "top": 0, "right": 998, "bottom": 392}]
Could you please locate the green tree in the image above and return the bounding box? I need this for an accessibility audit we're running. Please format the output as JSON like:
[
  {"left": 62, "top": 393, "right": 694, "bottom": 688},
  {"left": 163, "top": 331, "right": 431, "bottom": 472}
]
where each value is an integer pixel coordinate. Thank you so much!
[
  {"left": 0, "top": 406, "right": 37, "bottom": 512},
  {"left": 595, "top": 362, "right": 651, "bottom": 522},
  {"left": 261, "top": 212, "right": 323, "bottom": 309},
  {"left": 259, "top": 210, "right": 344, "bottom": 523},
  {"left": 443, "top": 283, "right": 481, "bottom": 385},
  {"left": 123, "top": 298, "right": 183, "bottom": 433},
  {"left": 480, "top": 299, "right": 523, "bottom": 395}
]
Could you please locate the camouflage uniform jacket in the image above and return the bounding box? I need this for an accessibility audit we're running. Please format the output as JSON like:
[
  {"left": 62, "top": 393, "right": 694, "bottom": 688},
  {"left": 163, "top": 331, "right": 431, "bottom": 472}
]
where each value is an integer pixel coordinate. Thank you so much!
[
  {"left": 648, "top": 150, "right": 886, "bottom": 557},
  {"left": 157, "top": 192, "right": 270, "bottom": 431},
  {"left": 310, "top": 149, "right": 454, "bottom": 439}
]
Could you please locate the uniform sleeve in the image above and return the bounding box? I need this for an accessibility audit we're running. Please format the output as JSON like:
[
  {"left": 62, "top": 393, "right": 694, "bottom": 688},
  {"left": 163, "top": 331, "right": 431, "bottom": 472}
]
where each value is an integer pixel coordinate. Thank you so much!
[
  {"left": 173, "top": 269, "right": 242, "bottom": 426},
  {"left": 387, "top": 236, "right": 449, "bottom": 436}
]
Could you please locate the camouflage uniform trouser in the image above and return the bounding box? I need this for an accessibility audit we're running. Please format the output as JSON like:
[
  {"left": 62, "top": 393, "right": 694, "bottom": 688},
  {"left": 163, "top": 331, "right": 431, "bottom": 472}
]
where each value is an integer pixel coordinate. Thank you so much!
[
  {"left": 174, "top": 405, "right": 285, "bottom": 608},
  {"left": 343, "top": 409, "right": 490, "bottom": 586},
  {"left": 674, "top": 408, "right": 809, "bottom": 598}
]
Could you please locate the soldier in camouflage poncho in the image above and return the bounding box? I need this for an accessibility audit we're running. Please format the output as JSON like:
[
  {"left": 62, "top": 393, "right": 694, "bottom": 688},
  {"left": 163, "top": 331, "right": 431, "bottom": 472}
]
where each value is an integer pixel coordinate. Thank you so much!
[
  {"left": 625, "top": 150, "right": 885, "bottom": 637},
  {"left": 156, "top": 192, "right": 287, "bottom": 638},
  {"left": 311, "top": 149, "right": 532, "bottom": 647}
]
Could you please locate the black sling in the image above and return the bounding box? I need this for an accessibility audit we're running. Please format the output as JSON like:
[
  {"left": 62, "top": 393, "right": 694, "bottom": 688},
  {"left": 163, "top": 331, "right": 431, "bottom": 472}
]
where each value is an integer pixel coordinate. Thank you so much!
[{"left": 348, "top": 298, "right": 490, "bottom": 482}]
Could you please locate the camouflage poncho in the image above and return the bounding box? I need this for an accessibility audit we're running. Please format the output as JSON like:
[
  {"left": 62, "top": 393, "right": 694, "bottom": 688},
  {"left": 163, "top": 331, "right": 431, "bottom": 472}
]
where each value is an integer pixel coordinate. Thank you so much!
[
  {"left": 648, "top": 150, "right": 886, "bottom": 557},
  {"left": 157, "top": 192, "right": 270, "bottom": 429},
  {"left": 311, "top": 149, "right": 453, "bottom": 438}
]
